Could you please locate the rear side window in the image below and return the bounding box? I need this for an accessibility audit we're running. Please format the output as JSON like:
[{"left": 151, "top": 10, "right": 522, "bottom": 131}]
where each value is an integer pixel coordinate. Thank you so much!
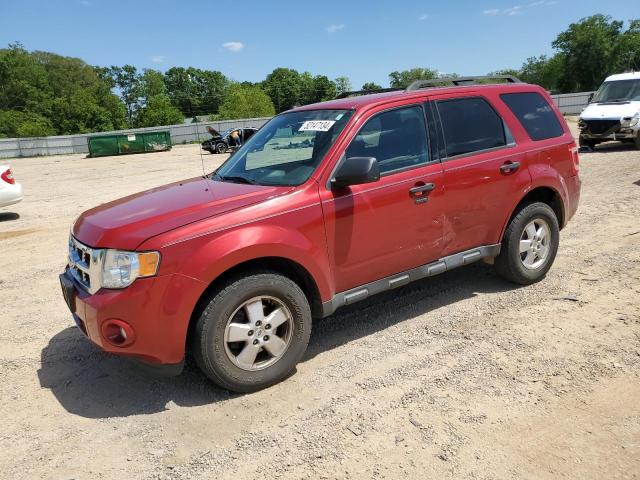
[
  {"left": 346, "top": 105, "right": 429, "bottom": 174},
  {"left": 436, "top": 97, "right": 507, "bottom": 157},
  {"left": 500, "top": 92, "right": 564, "bottom": 141}
]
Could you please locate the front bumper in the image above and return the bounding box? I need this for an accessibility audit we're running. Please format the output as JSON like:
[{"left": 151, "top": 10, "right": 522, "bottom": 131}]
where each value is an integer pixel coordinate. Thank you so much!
[{"left": 59, "top": 269, "right": 206, "bottom": 369}]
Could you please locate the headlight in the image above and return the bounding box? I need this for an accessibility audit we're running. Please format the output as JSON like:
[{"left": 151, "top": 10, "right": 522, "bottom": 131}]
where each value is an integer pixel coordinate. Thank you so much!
[
  {"left": 101, "top": 250, "right": 160, "bottom": 289},
  {"left": 623, "top": 112, "right": 640, "bottom": 127}
]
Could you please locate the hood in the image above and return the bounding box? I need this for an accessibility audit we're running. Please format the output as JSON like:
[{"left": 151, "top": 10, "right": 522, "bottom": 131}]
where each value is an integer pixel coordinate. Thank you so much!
[
  {"left": 73, "top": 177, "right": 288, "bottom": 250},
  {"left": 580, "top": 101, "right": 640, "bottom": 120}
]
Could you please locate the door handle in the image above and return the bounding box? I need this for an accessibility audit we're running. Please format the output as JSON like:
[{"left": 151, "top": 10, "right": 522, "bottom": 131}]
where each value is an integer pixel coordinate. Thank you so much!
[
  {"left": 409, "top": 183, "right": 435, "bottom": 204},
  {"left": 409, "top": 183, "right": 436, "bottom": 195},
  {"left": 500, "top": 161, "right": 520, "bottom": 174}
]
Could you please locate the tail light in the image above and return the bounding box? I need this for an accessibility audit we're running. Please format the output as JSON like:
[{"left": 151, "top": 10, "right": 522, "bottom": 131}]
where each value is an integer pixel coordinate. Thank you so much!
[
  {"left": 1, "top": 168, "right": 15, "bottom": 185},
  {"left": 569, "top": 145, "right": 580, "bottom": 176}
]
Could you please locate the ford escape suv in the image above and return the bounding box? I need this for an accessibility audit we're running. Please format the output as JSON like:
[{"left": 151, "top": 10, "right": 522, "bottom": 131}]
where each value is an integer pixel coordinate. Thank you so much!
[{"left": 60, "top": 76, "right": 581, "bottom": 392}]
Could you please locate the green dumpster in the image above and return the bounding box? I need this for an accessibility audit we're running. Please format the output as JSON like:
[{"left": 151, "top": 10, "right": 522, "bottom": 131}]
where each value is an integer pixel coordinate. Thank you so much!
[{"left": 88, "top": 131, "right": 172, "bottom": 157}]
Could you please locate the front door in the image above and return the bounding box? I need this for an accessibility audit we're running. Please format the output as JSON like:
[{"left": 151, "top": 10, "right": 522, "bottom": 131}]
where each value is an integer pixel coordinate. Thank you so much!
[{"left": 320, "top": 104, "right": 445, "bottom": 293}]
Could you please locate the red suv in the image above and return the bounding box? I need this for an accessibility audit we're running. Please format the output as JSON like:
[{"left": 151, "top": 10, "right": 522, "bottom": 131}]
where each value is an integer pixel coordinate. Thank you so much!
[{"left": 60, "top": 76, "right": 581, "bottom": 392}]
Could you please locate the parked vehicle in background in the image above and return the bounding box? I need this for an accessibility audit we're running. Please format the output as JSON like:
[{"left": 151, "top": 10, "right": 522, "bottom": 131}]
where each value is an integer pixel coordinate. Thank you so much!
[
  {"left": 60, "top": 76, "right": 580, "bottom": 392},
  {"left": 0, "top": 165, "right": 23, "bottom": 208},
  {"left": 202, "top": 127, "right": 259, "bottom": 154},
  {"left": 579, "top": 72, "right": 640, "bottom": 150}
]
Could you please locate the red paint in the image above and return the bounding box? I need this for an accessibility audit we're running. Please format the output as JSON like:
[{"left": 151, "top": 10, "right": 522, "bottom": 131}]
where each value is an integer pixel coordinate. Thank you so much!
[{"left": 63, "top": 83, "right": 580, "bottom": 367}]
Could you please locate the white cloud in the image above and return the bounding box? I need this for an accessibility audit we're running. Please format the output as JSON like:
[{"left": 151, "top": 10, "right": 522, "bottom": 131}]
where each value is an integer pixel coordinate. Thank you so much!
[
  {"left": 78, "top": 0, "right": 90, "bottom": 5},
  {"left": 418, "top": 14, "right": 430, "bottom": 21},
  {"left": 151, "top": 55, "right": 166, "bottom": 64},
  {"left": 504, "top": 5, "right": 523, "bottom": 15},
  {"left": 327, "top": 24, "right": 345, "bottom": 34},
  {"left": 483, "top": 8, "right": 501, "bottom": 15},
  {"left": 222, "top": 41, "right": 244, "bottom": 52}
]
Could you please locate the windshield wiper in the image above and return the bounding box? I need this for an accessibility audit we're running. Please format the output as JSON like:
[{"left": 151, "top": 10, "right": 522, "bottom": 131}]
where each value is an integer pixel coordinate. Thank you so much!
[{"left": 212, "top": 173, "right": 257, "bottom": 185}]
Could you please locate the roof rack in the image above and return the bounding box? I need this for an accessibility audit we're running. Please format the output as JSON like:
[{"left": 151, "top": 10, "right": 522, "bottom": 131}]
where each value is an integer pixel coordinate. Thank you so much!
[
  {"left": 335, "top": 87, "right": 403, "bottom": 99},
  {"left": 405, "top": 75, "right": 522, "bottom": 91}
]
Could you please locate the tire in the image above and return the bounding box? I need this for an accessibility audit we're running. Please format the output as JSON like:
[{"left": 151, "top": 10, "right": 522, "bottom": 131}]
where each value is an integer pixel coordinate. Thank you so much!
[
  {"left": 215, "top": 142, "right": 228, "bottom": 154},
  {"left": 494, "top": 202, "right": 560, "bottom": 285},
  {"left": 579, "top": 135, "right": 596, "bottom": 150},
  {"left": 192, "top": 272, "right": 312, "bottom": 392},
  {"left": 634, "top": 135, "right": 640, "bottom": 151}
]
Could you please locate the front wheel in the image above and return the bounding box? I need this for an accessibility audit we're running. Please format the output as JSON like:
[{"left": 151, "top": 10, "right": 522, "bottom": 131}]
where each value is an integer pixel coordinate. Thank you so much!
[
  {"left": 579, "top": 135, "right": 597, "bottom": 150},
  {"left": 192, "top": 272, "right": 312, "bottom": 392},
  {"left": 634, "top": 134, "right": 640, "bottom": 150},
  {"left": 215, "top": 142, "right": 228, "bottom": 154},
  {"left": 494, "top": 202, "right": 560, "bottom": 285}
]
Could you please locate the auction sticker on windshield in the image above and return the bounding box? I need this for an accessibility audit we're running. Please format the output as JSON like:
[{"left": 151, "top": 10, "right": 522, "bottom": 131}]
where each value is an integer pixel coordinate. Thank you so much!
[{"left": 299, "top": 120, "right": 336, "bottom": 132}]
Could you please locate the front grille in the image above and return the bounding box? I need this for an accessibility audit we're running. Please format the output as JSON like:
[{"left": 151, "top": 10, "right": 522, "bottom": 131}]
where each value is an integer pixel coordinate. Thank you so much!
[
  {"left": 68, "top": 236, "right": 102, "bottom": 294},
  {"left": 582, "top": 119, "right": 620, "bottom": 135}
]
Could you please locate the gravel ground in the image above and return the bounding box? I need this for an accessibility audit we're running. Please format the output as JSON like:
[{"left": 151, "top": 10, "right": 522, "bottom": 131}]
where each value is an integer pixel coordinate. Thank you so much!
[{"left": 0, "top": 122, "right": 639, "bottom": 479}]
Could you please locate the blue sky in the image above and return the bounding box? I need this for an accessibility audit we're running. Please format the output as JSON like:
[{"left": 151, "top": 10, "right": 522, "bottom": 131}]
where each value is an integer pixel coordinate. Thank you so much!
[{"left": 1, "top": 0, "right": 638, "bottom": 89}]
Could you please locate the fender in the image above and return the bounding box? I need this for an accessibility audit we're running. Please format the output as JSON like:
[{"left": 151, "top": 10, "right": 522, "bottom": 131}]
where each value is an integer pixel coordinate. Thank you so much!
[
  {"left": 499, "top": 163, "right": 568, "bottom": 239},
  {"left": 141, "top": 215, "right": 334, "bottom": 303}
]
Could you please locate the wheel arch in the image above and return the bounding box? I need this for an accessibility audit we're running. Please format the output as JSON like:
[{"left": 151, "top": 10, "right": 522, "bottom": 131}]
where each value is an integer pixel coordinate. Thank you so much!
[
  {"left": 501, "top": 186, "right": 565, "bottom": 241},
  {"left": 187, "top": 256, "right": 324, "bottom": 350}
]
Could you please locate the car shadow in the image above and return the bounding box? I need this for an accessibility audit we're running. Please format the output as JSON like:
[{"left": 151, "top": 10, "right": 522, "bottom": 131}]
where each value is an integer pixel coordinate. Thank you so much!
[
  {"left": 587, "top": 141, "right": 637, "bottom": 153},
  {"left": 0, "top": 212, "right": 20, "bottom": 222},
  {"left": 38, "top": 263, "right": 516, "bottom": 419}
]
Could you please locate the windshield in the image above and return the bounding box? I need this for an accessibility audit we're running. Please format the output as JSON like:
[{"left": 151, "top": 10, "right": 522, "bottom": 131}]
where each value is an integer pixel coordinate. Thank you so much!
[
  {"left": 592, "top": 79, "right": 640, "bottom": 103},
  {"left": 213, "top": 109, "right": 353, "bottom": 186}
]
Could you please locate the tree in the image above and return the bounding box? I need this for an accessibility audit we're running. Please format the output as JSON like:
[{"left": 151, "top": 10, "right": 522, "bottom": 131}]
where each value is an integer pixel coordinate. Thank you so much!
[
  {"left": 552, "top": 14, "right": 624, "bottom": 92},
  {"left": 333, "top": 76, "right": 352, "bottom": 97},
  {"left": 135, "top": 95, "right": 184, "bottom": 127},
  {"left": 389, "top": 68, "right": 438, "bottom": 88},
  {"left": 0, "top": 110, "right": 55, "bottom": 138},
  {"left": 108, "top": 64, "right": 141, "bottom": 122},
  {"left": 139, "top": 69, "right": 166, "bottom": 101},
  {"left": 217, "top": 84, "right": 275, "bottom": 120},
  {"left": 362, "top": 82, "right": 383, "bottom": 91},
  {"left": 612, "top": 19, "right": 640, "bottom": 72},
  {"left": 262, "top": 68, "right": 302, "bottom": 112},
  {"left": 164, "top": 67, "right": 229, "bottom": 117},
  {"left": 517, "top": 55, "right": 565, "bottom": 91},
  {"left": 299, "top": 73, "right": 337, "bottom": 104}
]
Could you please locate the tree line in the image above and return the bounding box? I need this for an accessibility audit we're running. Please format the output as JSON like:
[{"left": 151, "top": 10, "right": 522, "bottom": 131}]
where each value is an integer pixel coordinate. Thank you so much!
[{"left": 0, "top": 14, "right": 637, "bottom": 138}]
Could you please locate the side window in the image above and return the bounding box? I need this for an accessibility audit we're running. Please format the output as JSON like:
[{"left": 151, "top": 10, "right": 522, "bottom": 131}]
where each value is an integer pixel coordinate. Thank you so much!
[
  {"left": 500, "top": 92, "right": 564, "bottom": 141},
  {"left": 436, "top": 97, "right": 507, "bottom": 157},
  {"left": 346, "top": 106, "right": 429, "bottom": 174}
]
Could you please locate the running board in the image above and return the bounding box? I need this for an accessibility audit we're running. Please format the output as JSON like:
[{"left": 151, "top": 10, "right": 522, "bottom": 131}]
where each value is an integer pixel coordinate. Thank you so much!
[{"left": 320, "top": 244, "right": 501, "bottom": 317}]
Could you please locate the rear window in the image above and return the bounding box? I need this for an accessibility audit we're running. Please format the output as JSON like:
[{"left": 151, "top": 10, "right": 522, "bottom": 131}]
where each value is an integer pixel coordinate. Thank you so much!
[
  {"left": 436, "top": 97, "right": 507, "bottom": 157},
  {"left": 500, "top": 92, "right": 564, "bottom": 141}
]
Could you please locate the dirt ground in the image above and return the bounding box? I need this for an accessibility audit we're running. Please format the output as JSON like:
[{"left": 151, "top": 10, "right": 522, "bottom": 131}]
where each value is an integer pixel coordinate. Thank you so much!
[{"left": 1, "top": 121, "right": 639, "bottom": 480}]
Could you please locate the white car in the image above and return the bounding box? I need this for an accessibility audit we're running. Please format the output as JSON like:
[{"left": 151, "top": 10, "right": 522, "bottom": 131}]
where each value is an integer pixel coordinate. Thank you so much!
[
  {"left": 0, "top": 165, "right": 23, "bottom": 208},
  {"left": 579, "top": 72, "right": 640, "bottom": 150}
]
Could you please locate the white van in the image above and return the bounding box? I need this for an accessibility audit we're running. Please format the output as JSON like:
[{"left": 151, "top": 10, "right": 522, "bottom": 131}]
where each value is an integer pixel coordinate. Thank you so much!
[{"left": 578, "top": 72, "right": 640, "bottom": 150}]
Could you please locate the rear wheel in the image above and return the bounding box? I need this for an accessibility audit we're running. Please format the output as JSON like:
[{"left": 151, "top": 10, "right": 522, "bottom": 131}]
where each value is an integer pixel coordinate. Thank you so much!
[
  {"left": 494, "top": 202, "right": 559, "bottom": 285},
  {"left": 192, "top": 272, "right": 311, "bottom": 392},
  {"left": 215, "top": 142, "right": 228, "bottom": 154}
]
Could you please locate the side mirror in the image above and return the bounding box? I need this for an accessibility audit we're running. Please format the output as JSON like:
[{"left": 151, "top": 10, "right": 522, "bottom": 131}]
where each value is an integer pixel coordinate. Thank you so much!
[
  {"left": 331, "top": 157, "right": 380, "bottom": 188},
  {"left": 588, "top": 92, "right": 594, "bottom": 103}
]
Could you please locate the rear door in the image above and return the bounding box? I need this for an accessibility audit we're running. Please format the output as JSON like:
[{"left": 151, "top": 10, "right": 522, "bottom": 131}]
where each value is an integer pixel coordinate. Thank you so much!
[
  {"left": 430, "top": 92, "right": 532, "bottom": 256},
  {"left": 319, "top": 103, "right": 445, "bottom": 293}
]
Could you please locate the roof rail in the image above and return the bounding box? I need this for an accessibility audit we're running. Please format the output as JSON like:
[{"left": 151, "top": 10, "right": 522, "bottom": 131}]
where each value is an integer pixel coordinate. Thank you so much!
[
  {"left": 335, "top": 87, "right": 403, "bottom": 99},
  {"left": 405, "top": 75, "right": 522, "bottom": 91}
]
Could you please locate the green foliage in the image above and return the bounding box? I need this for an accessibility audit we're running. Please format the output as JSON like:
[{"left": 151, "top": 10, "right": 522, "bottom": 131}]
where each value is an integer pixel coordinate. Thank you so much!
[
  {"left": 0, "top": 110, "right": 55, "bottom": 137},
  {"left": 362, "top": 82, "right": 383, "bottom": 91},
  {"left": 163, "top": 67, "right": 229, "bottom": 117},
  {"left": 0, "top": 44, "right": 127, "bottom": 136},
  {"left": 552, "top": 14, "right": 624, "bottom": 91},
  {"left": 389, "top": 68, "right": 438, "bottom": 88},
  {"left": 262, "top": 68, "right": 303, "bottom": 112},
  {"left": 218, "top": 84, "right": 275, "bottom": 120},
  {"left": 135, "top": 95, "right": 184, "bottom": 127},
  {"left": 334, "top": 76, "right": 352, "bottom": 96}
]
